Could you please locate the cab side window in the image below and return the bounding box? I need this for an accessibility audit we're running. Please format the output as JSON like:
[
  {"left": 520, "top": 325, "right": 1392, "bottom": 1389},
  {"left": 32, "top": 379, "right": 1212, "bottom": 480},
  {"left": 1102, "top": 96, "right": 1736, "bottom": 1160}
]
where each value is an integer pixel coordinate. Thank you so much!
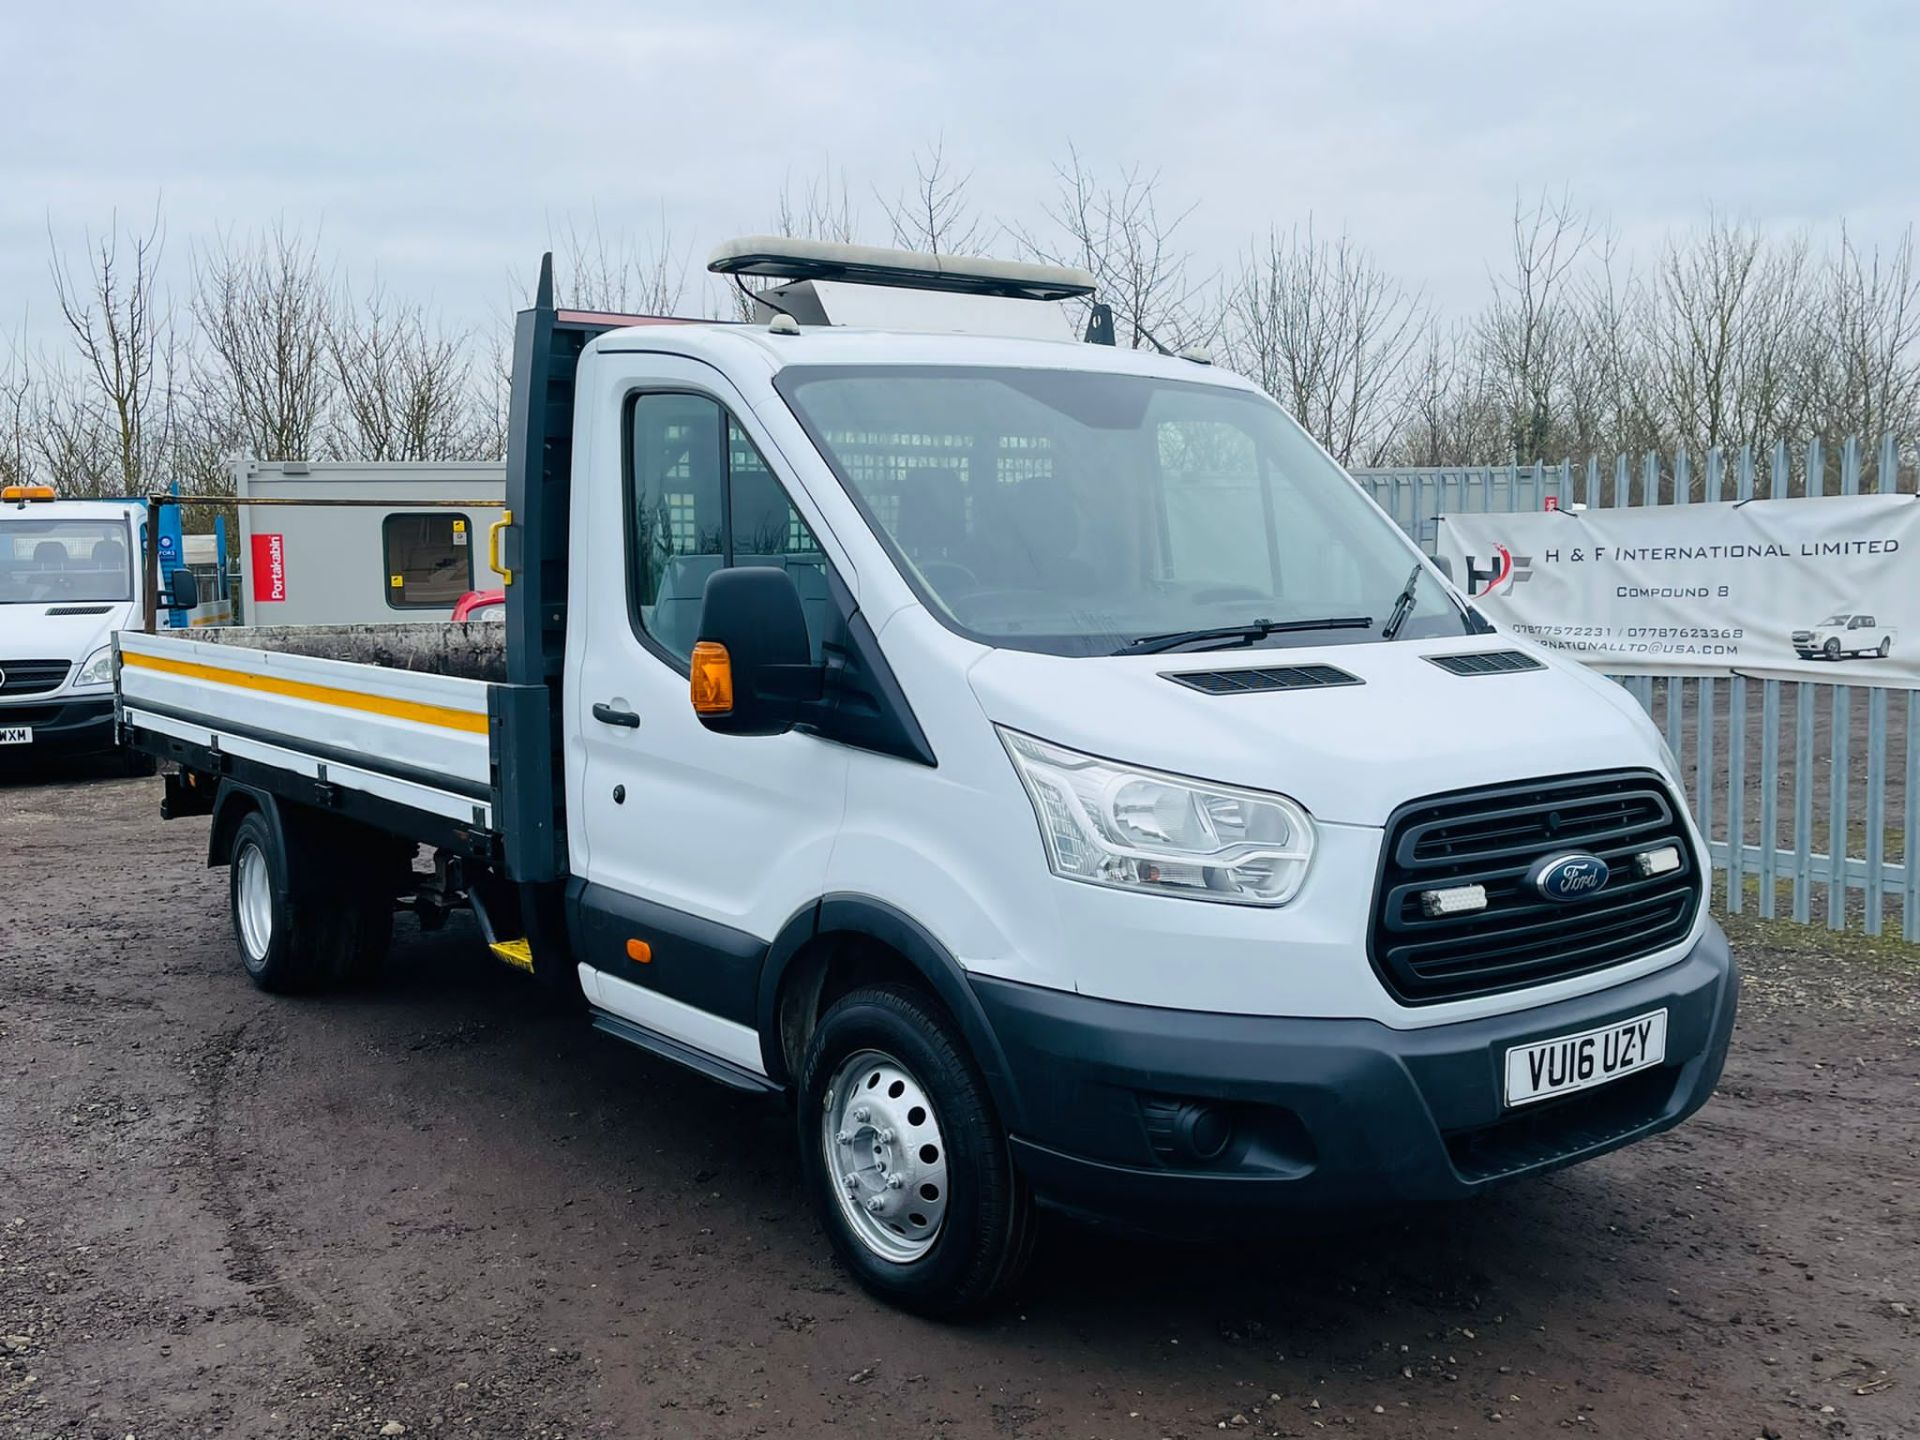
[
  {"left": 727, "top": 419, "right": 830, "bottom": 660},
  {"left": 627, "top": 395, "right": 828, "bottom": 664}
]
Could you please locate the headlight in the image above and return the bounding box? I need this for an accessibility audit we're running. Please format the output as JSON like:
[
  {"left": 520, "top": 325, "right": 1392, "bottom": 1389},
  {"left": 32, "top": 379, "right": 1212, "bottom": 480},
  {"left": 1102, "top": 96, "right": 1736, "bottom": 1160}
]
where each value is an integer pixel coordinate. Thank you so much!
[
  {"left": 998, "top": 728, "right": 1314, "bottom": 905},
  {"left": 76, "top": 645, "right": 115, "bottom": 687}
]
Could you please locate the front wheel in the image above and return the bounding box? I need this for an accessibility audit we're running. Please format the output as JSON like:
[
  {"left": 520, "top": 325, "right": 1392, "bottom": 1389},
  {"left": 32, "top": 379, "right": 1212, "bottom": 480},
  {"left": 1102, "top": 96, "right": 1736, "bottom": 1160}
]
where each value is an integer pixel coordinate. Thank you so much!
[
  {"left": 1825, "top": 638, "right": 1842, "bottom": 661},
  {"left": 797, "top": 984, "right": 1036, "bottom": 1316}
]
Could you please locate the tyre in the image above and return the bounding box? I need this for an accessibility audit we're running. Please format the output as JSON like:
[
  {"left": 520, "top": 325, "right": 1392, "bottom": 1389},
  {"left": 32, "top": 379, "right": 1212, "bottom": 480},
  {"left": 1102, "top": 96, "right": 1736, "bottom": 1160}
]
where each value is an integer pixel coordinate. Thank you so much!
[
  {"left": 1878, "top": 636, "right": 1891, "bottom": 658},
  {"left": 1825, "top": 638, "right": 1841, "bottom": 661},
  {"left": 228, "top": 810, "right": 321, "bottom": 993},
  {"left": 797, "top": 984, "right": 1037, "bottom": 1317},
  {"left": 121, "top": 748, "right": 158, "bottom": 778},
  {"left": 226, "top": 807, "right": 395, "bottom": 992}
]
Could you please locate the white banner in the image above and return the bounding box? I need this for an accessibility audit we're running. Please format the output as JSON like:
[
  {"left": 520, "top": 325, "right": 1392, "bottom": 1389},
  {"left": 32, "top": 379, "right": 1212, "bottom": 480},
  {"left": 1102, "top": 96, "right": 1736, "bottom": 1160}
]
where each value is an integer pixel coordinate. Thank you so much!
[{"left": 1434, "top": 493, "right": 1920, "bottom": 686}]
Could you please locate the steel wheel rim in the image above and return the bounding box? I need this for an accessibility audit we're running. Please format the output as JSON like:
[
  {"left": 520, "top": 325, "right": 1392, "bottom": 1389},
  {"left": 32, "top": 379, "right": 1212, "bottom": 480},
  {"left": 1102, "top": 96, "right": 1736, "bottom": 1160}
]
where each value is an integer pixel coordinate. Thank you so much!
[
  {"left": 822, "top": 1048, "right": 950, "bottom": 1264},
  {"left": 235, "top": 840, "right": 273, "bottom": 963}
]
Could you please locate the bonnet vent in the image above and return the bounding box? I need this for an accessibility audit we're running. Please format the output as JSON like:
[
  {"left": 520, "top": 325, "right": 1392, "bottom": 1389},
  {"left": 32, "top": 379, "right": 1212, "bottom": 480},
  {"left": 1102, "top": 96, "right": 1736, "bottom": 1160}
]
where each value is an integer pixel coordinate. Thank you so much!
[
  {"left": 1163, "top": 664, "right": 1362, "bottom": 695},
  {"left": 1425, "top": 650, "right": 1545, "bottom": 677}
]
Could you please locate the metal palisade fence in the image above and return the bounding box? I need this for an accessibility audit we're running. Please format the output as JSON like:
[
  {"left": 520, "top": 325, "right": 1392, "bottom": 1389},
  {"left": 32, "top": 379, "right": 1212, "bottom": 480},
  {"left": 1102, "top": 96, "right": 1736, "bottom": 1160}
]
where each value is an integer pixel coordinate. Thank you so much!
[{"left": 1353, "top": 437, "right": 1918, "bottom": 942}]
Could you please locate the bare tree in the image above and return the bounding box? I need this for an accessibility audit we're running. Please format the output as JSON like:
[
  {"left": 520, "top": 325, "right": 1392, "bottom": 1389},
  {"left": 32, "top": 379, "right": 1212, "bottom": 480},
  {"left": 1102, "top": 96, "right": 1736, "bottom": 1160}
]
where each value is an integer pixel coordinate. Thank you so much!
[
  {"left": 327, "top": 283, "right": 472, "bottom": 460},
  {"left": 1476, "top": 188, "right": 1592, "bottom": 461},
  {"left": 458, "top": 325, "right": 513, "bottom": 462},
  {"left": 48, "top": 204, "right": 177, "bottom": 494},
  {"left": 0, "top": 333, "right": 33, "bottom": 487},
  {"left": 1018, "top": 147, "right": 1214, "bottom": 352},
  {"left": 1561, "top": 231, "right": 1663, "bottom": 460},
  {"left": 1390, "top": 320, "right": 1507, "bottom": 466},
  {"left": 555, "top": 207, "right": 688, "bottom": 314},
  {"left": 1642, "top": 212, "right": 1812, "bottom": 451},
  {"left": 881, "top": 138, "right": 989, "bottom": 256},
  {"left": 1815, "top": 224, "right": 1920, "bottom": 448},
  {"left": 192, "top": 224, "right": 335, "bottom": 460},
  {"left": 1226, "top": 220, "right": 1425, "bottom": 465},
  {"left": 776, "top": 164, "right": 859, "bottom": 244},
  {"left": 28, "top": 365, "right": 118, "bottom": 495}
]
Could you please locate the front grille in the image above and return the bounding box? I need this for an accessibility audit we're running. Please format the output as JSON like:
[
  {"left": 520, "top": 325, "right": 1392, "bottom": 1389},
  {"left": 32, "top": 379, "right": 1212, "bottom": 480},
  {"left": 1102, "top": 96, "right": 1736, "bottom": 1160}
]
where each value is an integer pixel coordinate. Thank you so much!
[
  {"left": 1163, "top": 664, "right": 1361, "bottom": 695},
  {"left": 1370, "top": 769, "right": 1700, "bottom": 1005},
  {"left": 0, "top": 660, "right": 69, "bottom": 696},
  {"left": 0, "top": 704, "right": 63, "bottom": 727}
]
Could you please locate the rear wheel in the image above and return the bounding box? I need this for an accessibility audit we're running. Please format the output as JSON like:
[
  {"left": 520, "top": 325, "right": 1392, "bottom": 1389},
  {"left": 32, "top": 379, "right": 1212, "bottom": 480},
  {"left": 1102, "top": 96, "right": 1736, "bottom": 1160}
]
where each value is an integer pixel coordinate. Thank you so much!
[
  {"left": 226, "top": 806, "right": 394, "bottom": 992},
  {"left": 797, "top": 984, "right": 1036, "bottom": 1317},
  {"left": 1878, "top": 636, "right": 1892, "bottom": 658},
  {"left": 229, "top": 811, "right": 316, "bottom": 992}
]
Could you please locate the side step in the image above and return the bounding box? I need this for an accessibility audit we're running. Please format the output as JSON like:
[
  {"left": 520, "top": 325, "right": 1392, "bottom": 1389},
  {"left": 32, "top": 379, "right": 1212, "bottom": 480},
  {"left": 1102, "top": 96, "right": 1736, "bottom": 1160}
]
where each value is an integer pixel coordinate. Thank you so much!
[
  {"left": 488, "top": 938, "right": 534, "bottom": 972},
  {"left": 590, "top": 1010, "right": 781, "bottom": 1095}
]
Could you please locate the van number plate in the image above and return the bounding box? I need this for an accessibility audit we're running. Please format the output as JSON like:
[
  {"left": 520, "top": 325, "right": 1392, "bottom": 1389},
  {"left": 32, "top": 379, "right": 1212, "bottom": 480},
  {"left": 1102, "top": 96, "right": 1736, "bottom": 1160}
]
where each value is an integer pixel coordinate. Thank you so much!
[
  {"left": 0, "top": 726, "right": 29, "bottom": 745},
  {"left": 1504, "top": 1010, "right": 1667, "bottom": 1108}
]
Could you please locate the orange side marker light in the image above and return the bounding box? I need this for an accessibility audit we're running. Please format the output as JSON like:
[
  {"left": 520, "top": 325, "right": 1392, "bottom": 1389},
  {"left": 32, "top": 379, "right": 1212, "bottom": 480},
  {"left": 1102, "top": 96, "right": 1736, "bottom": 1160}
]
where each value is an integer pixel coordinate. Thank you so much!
[{"left": 690, "top": 641, "right": 733, "bottom": 715}]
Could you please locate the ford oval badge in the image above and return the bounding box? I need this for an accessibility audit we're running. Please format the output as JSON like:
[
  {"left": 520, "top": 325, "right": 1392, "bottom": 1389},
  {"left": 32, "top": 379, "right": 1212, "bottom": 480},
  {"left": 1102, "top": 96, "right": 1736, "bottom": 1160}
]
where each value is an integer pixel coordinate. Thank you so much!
[{"left": 1527, "top": 851, "right": 1610, "bottom": 902}]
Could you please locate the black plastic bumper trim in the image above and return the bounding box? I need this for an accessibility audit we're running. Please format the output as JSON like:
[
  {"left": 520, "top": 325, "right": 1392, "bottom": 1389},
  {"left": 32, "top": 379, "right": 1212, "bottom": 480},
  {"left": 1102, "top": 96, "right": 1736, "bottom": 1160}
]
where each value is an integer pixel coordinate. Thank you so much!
[{"left": 971, "top": 923, "right": 1738, "bottom": 1230}]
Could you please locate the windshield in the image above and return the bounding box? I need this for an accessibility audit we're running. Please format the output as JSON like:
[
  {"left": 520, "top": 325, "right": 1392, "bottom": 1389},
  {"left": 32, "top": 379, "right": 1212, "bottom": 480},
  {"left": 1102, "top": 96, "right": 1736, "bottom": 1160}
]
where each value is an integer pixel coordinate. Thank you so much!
[
  {"left": 776, "top": 365, "right": 1466, "bottom": 656},
  {"left": 0, "top": 517, "right": 134, "bottom": 604},
  {"left": 1818, "top": 614, "right": 1852, "bottom": 626}
]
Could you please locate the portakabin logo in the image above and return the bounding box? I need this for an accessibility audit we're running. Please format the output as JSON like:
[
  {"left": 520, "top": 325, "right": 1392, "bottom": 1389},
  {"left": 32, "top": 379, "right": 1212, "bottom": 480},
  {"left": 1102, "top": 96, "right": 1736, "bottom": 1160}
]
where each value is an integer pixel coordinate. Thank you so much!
[{"left": 1458, "top": 544, "right": 1533, "bottom": 598}]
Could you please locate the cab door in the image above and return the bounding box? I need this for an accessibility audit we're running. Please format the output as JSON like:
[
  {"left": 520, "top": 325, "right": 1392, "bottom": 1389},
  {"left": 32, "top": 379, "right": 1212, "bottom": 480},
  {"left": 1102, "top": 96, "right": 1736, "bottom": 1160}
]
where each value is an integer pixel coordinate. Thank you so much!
[{"left": 568, "top": 358, "right": 850, "bottom": 1074}]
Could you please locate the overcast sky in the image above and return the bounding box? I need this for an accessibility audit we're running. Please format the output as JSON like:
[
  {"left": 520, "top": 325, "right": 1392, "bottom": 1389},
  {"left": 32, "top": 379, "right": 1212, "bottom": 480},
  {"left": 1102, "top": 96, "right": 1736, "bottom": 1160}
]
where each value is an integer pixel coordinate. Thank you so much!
[{"left": 3, "top": 0, "right": 1914, "bottom": 353}]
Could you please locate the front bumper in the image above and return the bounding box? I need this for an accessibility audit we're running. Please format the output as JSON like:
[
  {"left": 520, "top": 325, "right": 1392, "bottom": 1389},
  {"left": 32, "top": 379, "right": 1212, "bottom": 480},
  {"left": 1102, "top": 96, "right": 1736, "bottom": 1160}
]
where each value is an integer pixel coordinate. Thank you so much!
[
  {"left": 0, "top": 695, "right": 117, "bottom": 760},
  {"left": 972, "top": 922, "right": 1738, "bottom": 1232}
]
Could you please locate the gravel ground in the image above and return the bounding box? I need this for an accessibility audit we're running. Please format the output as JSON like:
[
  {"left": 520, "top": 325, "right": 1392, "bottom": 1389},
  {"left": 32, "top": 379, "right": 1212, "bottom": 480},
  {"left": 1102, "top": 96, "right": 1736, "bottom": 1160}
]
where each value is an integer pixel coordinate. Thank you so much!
[{"left": 2, "top": 768, "right": 1916, "bottom": 1440}]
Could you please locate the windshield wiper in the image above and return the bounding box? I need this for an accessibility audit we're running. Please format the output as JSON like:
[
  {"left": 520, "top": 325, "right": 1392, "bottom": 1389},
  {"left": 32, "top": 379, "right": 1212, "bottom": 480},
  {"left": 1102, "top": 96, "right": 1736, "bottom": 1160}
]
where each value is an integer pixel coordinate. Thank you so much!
[
  {"left": 1119, "top": 615, "right": 1374, "bottom": 656},
  {"left": 1381, "top": 564, "right": 1424, "bottom": 641}
]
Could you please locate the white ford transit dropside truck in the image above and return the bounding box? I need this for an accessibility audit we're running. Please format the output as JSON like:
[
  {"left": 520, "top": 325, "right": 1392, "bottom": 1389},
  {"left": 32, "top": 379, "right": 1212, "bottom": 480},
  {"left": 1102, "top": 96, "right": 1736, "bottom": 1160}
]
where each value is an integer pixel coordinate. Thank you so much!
[{"left": 118, "top": 240, "right": 1738, "bottom": 1315}]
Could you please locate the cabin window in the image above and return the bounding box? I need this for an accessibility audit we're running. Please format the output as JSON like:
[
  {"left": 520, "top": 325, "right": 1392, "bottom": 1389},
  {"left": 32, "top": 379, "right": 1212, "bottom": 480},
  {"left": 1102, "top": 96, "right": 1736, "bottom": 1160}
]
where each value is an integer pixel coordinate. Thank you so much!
[{"left": 382, "top": 513, "right": 474, "bottom": 608}]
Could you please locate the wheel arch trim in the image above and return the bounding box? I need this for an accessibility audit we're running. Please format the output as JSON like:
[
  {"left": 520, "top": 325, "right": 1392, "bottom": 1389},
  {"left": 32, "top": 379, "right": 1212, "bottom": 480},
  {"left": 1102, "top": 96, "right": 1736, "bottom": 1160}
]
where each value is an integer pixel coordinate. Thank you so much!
[
  {"left": 755, "top": 893, "right": 1026, "bottom": 1132},
  {"left": 207, "top": 779, "right": 287, "bottom": 870}
]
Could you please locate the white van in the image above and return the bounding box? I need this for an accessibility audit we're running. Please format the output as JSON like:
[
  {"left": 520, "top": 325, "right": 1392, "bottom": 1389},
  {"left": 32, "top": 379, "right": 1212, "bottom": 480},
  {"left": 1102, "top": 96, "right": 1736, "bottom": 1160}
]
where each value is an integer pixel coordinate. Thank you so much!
[
  {"left": 118, "top": 241, "right": 1739, "bottom": 1315},
  {"left": 0, "top": 488, "right": 195, "bottom": 765}
]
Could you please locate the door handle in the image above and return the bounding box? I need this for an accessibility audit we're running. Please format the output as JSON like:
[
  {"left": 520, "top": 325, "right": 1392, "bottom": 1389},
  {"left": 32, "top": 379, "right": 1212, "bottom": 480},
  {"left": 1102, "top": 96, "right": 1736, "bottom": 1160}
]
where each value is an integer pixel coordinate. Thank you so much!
[{"left": 592, "top": 702, "right": 640, "bottom": 729}]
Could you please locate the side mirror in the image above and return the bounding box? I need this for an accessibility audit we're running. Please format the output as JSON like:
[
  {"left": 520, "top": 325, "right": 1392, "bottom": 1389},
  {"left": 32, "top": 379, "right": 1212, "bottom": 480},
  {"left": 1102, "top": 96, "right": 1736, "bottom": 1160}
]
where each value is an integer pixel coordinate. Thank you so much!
[
  {"left": 690, "top": 566, "right": 822, "bottom": 736},
  {"left": 167, "top": 567, "right": 200, "bottom": 610}
]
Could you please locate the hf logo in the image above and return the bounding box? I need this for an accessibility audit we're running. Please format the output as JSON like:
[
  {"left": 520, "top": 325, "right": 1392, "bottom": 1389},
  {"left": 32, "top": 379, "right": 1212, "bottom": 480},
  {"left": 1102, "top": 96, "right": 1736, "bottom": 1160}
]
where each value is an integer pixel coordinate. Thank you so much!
[{"left": 1434, "top": 544, "right": 1534, "bottom": 598}]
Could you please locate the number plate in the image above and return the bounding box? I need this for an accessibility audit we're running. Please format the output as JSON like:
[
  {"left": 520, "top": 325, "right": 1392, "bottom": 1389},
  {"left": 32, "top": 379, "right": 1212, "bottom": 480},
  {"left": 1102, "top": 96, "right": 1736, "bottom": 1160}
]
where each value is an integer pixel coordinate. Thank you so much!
[
  {"left": 0, "top": 726, "right": 30, "bottom": 746},
  {"left": 1504, "top": 1010, "right": 1667, "bottom": 1108}
]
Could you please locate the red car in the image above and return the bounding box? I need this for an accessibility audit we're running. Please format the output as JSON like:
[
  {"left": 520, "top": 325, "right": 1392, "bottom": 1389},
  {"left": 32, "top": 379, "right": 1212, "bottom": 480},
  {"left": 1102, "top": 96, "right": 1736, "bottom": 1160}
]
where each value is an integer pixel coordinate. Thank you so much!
[{"left": 450, "top": 589, "right": 505, "bottom": 623}]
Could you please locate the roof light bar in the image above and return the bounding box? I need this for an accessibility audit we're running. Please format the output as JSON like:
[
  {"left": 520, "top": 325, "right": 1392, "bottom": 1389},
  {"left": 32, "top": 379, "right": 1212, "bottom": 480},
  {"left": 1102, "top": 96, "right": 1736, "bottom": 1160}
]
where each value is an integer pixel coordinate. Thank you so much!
[{"left": 707, "top": 236, "right": 1097, "bottom": 302}]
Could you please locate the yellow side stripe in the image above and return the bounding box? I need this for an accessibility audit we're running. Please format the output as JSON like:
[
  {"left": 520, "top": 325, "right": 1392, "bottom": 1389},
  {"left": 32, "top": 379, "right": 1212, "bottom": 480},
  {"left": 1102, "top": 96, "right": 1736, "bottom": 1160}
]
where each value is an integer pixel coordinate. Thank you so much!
[{"left": 122, "top": 650, "right": 489, "bottom": 735}]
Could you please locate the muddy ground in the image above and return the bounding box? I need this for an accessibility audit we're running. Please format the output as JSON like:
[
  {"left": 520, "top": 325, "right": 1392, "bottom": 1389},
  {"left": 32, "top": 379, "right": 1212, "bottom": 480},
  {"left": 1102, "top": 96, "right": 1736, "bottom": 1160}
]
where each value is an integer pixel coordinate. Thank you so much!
[{"left": 2, "top": 769, "right": 1916, "bottom": 1440}]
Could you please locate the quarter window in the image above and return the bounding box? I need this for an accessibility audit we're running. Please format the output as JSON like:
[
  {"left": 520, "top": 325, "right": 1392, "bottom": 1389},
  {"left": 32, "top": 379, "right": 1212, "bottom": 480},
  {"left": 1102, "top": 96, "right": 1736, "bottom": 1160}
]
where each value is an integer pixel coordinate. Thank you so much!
[
  {"left": 627, "top": 395, "right": 828, "bottom": 664},
  {"left": 382, "top": 513, "right": 473, "bottom": 608}
]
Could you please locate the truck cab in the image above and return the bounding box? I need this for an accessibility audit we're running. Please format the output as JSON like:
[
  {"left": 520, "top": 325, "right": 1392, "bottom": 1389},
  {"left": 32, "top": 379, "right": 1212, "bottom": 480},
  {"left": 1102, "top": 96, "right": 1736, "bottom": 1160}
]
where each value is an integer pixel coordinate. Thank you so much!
[
  {"left": 118, "top": 240, "right": 1738, "bottom": 1315},
  {"left": 0, "top": 489, "right": 156, "bottom": 762}
]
